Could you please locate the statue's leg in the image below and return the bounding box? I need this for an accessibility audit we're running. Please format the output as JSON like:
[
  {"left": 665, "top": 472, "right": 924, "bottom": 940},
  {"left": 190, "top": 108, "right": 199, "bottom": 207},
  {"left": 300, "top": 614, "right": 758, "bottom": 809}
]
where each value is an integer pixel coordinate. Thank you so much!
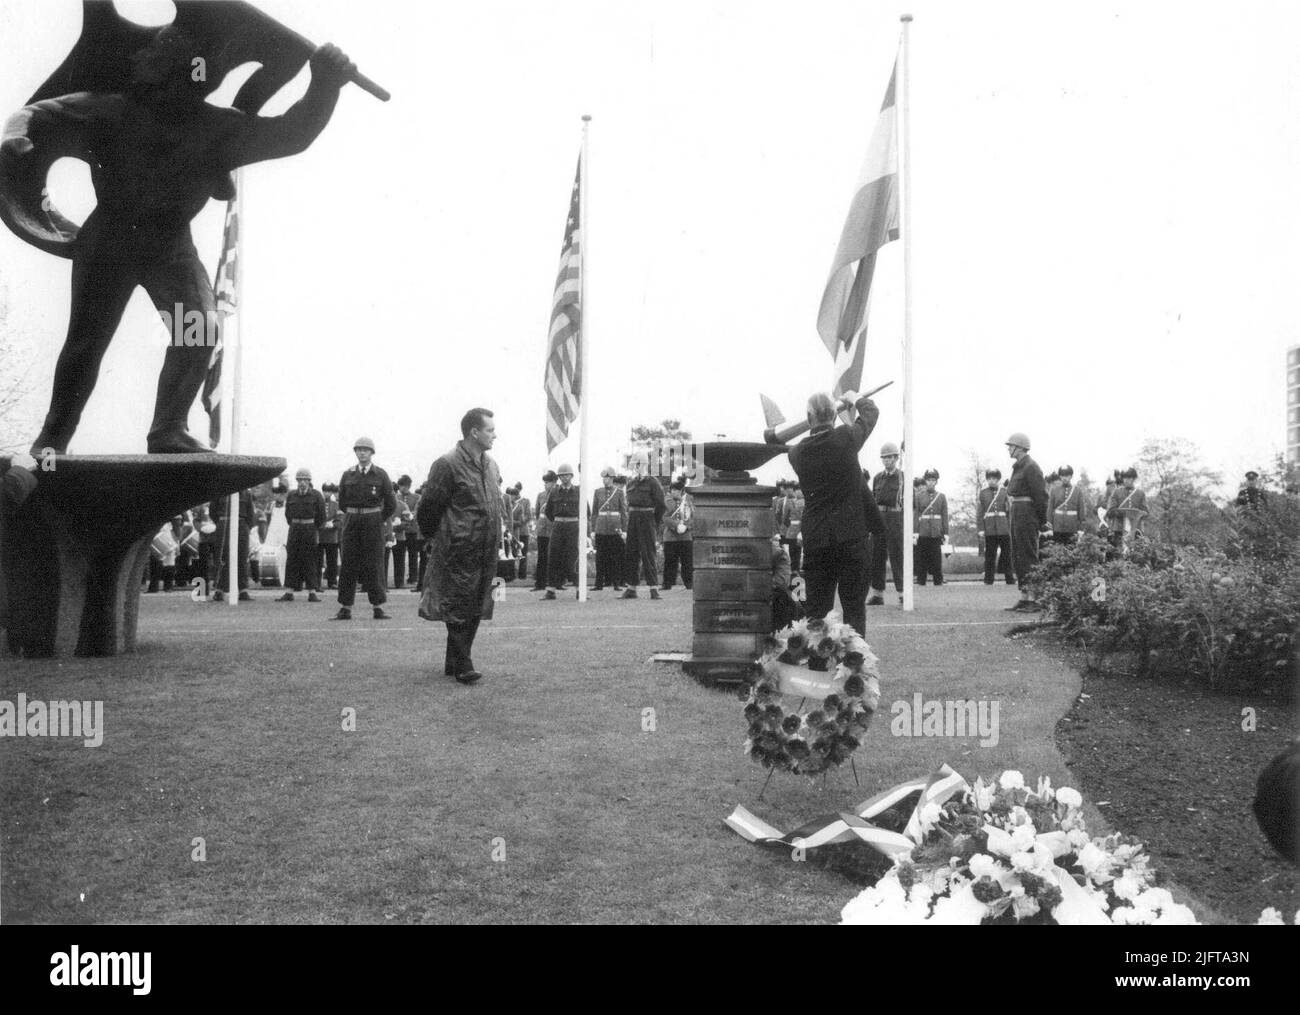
[
  {"left": 30, "top": 226, "right": 138, "bottom": 455},
  {"left": 141, "top": 231, "right": 218, "bottom": 454}
]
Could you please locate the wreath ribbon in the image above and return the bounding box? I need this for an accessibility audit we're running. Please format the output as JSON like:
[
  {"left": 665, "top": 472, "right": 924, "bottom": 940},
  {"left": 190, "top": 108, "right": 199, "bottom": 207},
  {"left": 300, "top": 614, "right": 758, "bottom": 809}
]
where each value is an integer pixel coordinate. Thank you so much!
[{"left": 725, "top": 764, "right": 967, "bottom": 857}]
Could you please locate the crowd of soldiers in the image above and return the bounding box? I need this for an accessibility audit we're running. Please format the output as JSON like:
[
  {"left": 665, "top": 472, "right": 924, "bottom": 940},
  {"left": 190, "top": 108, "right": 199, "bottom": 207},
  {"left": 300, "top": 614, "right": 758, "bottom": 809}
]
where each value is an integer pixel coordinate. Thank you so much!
[
  {"left": 139, "top": 430, "right": 1287, "bottom": 626},
  {"left": 142, "top": 440, "right": 700, "bottom": 611}
]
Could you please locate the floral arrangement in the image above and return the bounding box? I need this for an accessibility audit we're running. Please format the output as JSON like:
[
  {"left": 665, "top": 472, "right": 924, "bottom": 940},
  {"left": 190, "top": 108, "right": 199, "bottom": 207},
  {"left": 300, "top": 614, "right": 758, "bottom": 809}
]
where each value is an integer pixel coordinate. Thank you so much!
[
  {"left": 840, "top": 770, "right": 1199, "bottom": 925},
  {"left": 743, "top": 615, "right": 881, "bottom": 777}
]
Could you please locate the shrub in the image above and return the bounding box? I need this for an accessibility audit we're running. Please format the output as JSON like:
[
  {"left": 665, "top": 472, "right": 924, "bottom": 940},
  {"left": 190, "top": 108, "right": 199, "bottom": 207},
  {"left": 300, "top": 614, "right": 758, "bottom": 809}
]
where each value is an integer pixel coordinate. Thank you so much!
[{"left": 1026, "top": 527, "right": 1298, "bottom": 696}]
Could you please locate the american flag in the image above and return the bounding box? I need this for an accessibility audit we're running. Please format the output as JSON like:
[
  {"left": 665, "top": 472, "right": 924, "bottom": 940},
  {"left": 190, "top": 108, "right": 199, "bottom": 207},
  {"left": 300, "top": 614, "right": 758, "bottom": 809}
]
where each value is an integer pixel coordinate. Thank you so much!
[
  {"left": 544, "top": 160, "right": 582, "bottom": 453},
  {"left": 202, "top": 194, "right": 240, "bottom": 449},
  {"left": 817, "top": 64, "right": 899, "bottom": 397}
]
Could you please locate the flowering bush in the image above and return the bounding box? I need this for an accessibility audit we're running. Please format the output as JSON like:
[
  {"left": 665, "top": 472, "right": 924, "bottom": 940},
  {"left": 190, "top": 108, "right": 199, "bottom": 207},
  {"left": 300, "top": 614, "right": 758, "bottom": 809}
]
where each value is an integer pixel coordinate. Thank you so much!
[
  {"left": 840, "top": 771, "right": 1199, "bottom": 925},
  {"left": 743, "top": 616, "right": 881, "bottom": 777},
  {"left": 1027, "top": 535, "right": 1297, "bottom": 695}
]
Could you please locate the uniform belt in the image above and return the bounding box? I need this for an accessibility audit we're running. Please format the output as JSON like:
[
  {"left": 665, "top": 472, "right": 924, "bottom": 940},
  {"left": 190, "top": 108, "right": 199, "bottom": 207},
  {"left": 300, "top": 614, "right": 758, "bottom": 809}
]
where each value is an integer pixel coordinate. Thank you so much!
[
  {"left": 1010, "top": 496, "right": 1034, "bottom": 502},
  {"left": 345, "top": 507, "right": 383, "bottom": 514},
  {"left": 289, "top": 518, "right": 317, "bottom": 525},
  {"left": 553, "top": 516, "right": 579, "bottom": 522},
  {"left": 598, "top": 511, "right": 621, "bottom": 515},
  {"left": 921, "top": 513, "right": 941, "bottom": 519},
  {"left": 986, "top": 511, "right": 1007, "bottom": 516},
  {"left": 879, "top": 507, "right": 902, "bottom": 512},
  {"left": 1055, "top": 510, "right": 1078, "bottom": 515},
  {"left": 629, "top": 506, "right": 656, "bottom": 512}
]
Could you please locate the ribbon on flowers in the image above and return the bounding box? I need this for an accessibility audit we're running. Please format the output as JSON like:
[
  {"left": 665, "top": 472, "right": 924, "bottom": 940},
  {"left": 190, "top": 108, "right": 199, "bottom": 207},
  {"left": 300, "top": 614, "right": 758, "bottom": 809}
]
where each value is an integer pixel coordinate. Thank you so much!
[
  {"left": 725, "top": 764, "right": 968, "bottom": 858},
  {"left": 982, "top": 825, "right": 1111, "bottom": 925}
]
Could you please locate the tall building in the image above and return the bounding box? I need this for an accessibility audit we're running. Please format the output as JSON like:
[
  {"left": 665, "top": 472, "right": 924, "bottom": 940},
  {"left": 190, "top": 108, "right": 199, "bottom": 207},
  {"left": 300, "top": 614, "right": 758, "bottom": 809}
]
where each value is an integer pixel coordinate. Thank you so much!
[{"left": 1290, "top": 346, "right": 1300, "bottom": 466}]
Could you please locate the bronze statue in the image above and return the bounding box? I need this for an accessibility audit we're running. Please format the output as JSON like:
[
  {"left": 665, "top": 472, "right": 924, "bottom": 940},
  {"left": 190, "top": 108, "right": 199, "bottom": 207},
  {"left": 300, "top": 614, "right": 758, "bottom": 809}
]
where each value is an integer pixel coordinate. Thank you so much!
[{"left": 0, "top": 1, "right": 385, "bottom": 454}]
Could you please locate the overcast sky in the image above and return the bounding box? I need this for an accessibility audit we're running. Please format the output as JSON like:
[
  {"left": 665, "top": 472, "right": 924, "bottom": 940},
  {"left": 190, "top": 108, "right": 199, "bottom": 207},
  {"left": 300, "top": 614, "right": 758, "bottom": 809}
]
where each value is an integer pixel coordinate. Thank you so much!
[{"left": 1, "top": 0, "right": 1295, "bottom": 502}]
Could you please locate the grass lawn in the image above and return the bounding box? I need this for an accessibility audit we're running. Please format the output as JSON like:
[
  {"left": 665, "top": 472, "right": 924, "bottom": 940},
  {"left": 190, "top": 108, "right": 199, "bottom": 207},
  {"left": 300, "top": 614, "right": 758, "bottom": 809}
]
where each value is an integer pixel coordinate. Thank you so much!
[{"left": 0, "top": 581, "right": 1213, "bottom": 924}]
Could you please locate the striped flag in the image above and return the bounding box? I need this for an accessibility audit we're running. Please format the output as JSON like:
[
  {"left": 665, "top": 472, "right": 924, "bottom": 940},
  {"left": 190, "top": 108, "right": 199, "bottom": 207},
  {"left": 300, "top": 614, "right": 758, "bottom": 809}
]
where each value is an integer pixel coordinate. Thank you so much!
[
  {"left": 817, "top": 64, "right": 900, "bottom": 397},
  {"left": 202, "top": 195, "right": 240, "bottom": 449},
  {"left": 544, "top": 160, "right": 582, "bottom": 453}
]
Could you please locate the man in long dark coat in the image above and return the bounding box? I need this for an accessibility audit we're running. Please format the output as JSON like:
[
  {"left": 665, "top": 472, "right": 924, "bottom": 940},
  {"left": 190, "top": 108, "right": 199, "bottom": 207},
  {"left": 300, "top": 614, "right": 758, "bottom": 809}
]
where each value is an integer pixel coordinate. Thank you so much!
[
  {"left": 417, "top": 408, "right": 502, "bottom": 685},
  {"left": 788, "top": 390, "right": 880, "bottom": 653}
]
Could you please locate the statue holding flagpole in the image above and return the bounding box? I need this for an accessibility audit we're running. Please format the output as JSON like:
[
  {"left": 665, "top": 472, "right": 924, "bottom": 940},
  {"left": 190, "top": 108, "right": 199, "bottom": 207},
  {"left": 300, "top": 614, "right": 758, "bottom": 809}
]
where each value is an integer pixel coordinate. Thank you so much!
[{"left": 0, "top": 0, "right": 388, "bottom": 455}]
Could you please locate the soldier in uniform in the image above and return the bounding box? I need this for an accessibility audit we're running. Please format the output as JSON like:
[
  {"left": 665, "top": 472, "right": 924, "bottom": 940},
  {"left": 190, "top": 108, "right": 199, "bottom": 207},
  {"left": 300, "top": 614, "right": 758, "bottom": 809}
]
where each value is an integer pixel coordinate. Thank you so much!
[
  {"left": 505, "top": 483, "right": 531, "bottom": 583},
  {"left": 1005, "top": 432, "right": 1049, "bottom": 611},
  {"left": 621, "top": 452, "right": 666, "bottom": 599},
  {"left": 977, "top": 469, "right": 1014, "bottom": 585},
  {"left": 786, "top": 484, "right": 805, "bottom": 573},
  {"left": 661, "top": 475, "right": 693, "bottom": 591},
  {"left": 914, "top": 468, "right": 948, "bottom": 585},
  {"left": 1095, "top": 475, "right": 1118, "bottom": 538},
  {"left": 1047, "top": 464, "right": 1088, "bottom": 545},
  {"left": 396, "top": 475, "right": 421, "bottom": 589},
  {"left": 387, "top": 475, "right": 415, "bottom": 588},
  {"left": 332, "top": 437, "right": 397, "bottom": 620},
  {"left": 318, "top": 483, "right": 341, "bottom": 590},
  {"left": 543, "top": 464, "right": 581, "bottom": 598},
  {"left": 1107, "top": 467, "right": 1149, "bottom": 551},
  {"left": 278, "top": 468, "right": 325, "bottom": 602},
  {"left": 532, "top": 470, "right": 557, "bottom": 592},
  {"left": 867, "top": 442, "right": 905, "bottom": 605},
  {"left": 1235, "top": 470, "right": 1267, "bottom": 511},
  {"left": 592, "top": 467, "right": 627, "bottom": 591}
]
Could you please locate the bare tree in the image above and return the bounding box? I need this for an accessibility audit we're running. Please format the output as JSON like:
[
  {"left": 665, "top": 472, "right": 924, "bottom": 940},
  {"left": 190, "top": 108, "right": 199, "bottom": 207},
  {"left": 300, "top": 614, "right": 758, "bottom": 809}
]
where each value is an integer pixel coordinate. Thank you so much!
[{"left": 0, "top": 286, "right": 39, "bottom": 453}]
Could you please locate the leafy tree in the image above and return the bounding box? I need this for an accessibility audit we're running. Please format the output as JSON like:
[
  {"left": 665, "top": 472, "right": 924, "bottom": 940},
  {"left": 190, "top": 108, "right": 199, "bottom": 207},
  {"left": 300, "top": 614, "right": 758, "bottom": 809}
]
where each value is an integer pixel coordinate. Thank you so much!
[
  {"left": 629, "top": 419, "right": 692, "bottom": 443},
  {"left": 1133, "top": 437, "right": 1230, "bottom": 548}
]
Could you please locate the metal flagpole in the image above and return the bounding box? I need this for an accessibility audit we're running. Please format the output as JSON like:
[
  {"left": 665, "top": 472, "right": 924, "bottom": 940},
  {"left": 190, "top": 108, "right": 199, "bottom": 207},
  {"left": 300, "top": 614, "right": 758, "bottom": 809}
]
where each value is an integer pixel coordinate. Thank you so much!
[
  {"left": 227, "top": 168, "right": 245, "bottom": 606},
  {"left": 899, "top": 15, "right": 915, "bottom": 613},
  {"left": 576, "top": 115, "right": 591, "bottom": 603}
]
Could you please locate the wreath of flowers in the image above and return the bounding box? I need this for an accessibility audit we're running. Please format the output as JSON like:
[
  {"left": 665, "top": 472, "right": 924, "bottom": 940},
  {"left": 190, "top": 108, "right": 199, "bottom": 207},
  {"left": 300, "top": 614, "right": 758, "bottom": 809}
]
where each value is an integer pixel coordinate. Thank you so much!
[
  {"left": 840, "top": 770, "right": 1199, "bottom": 925},
  {"left": 743, "top": 615, "right": 882, "bottom": 776}
]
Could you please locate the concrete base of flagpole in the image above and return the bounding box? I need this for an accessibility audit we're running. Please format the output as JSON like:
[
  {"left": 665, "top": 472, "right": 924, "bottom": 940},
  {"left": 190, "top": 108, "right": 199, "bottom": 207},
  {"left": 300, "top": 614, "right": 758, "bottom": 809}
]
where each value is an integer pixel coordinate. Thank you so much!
[{"left": 2, "top": 454, "right": 284, "bottom": 658}]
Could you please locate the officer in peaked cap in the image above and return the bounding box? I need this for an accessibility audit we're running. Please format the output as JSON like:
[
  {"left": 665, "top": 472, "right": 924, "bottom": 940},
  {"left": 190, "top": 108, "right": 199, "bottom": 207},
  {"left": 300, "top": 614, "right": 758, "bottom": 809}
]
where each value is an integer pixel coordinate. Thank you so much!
[
  {"left": 914, "top": 468, "right": 948, "bottom": 586},
  {"left": 1235, "top": 470, "right": 1267, "bottom": 511},
  {"left": 533, "top": 470, "right": 558, "bottom": 591},
  {"left": 977, "top": 467, "right": 1014, "bottom": 585},
  {"left": 1048, "top": 464, "right": 1089, "bottom": 545},
  {"left": 332, "top": 437, "right": 397, "bottom": 620},
  {"left": 1004, "top": 432, "right": 1048, "bottom": 611},
  {"left": 592, "top": 466, "right": 628, "bottom": 591}
]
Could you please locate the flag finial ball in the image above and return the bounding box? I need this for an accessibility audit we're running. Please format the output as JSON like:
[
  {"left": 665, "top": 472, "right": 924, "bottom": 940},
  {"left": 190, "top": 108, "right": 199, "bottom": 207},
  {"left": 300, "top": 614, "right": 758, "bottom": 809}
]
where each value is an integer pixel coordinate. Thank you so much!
[
  {"left": 582, "top": 114, "right": 592, "bottom": 121},
  {"left": 901, "top": 13, "right": 913, "bottom": 21}
]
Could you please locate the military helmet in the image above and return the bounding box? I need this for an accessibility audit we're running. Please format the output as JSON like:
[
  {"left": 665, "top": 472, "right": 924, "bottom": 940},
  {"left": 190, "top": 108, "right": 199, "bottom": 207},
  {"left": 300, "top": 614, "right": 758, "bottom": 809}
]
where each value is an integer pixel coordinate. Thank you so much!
[
  {"left": 1005, "top": 432, "right": 1030, "bottom": 451},
  {"left": 557, "top": 463, "right": 575, "bottom": 476},
  {"left": 880, "top": 441, "right": 900, "bottom": 458},
  {"left": 542, "top": 470, "right": 558, "bottom": 482},
  {"left": 353, "top": 436, "right": 376, "bottom": 452},
  {"left": 600, "top": 466, "right": 616, "bottom": 478},
  {"left": 1245, "top": 470, "right": 1260, "bottom": 480},
  {"left": 295, "top": 468, "right": 312, "bottom": 481},
  {"left": 1058, "top": 464, "right": 1074, "bottom": 477},
  {"left": 923, "top": 468, "right": 939, "bottom": 480}
]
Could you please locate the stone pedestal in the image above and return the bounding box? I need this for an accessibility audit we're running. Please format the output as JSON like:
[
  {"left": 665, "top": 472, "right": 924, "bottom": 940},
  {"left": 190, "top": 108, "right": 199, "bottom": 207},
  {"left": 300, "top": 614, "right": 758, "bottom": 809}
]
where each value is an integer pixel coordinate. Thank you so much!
[
  {"left": 2, "top": 454, "right": 285, "bottom": 657},
  {"left": 683, "top": 442, "right": 785, "bottom": 685}
]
